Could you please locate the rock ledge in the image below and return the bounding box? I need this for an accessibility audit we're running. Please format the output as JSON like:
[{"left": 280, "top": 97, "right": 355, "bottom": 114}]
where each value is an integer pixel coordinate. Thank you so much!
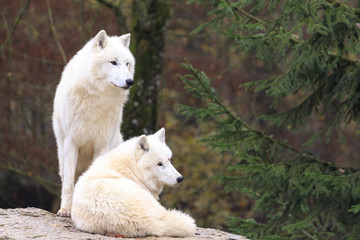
[{"left": 0, "top": 207, "right": 249, "bottom": 240}]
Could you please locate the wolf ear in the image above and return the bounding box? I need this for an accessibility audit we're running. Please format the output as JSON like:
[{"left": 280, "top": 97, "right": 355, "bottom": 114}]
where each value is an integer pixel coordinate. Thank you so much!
[
  {"left": 138, "top": 135, "right": 149, "bottom": 152},
  {"left": 94, "top": 30, "right": 108, "bottom": 49},
  {"left": 119, "top": 33, "right": 131, "bottom": 48},
  {"left": 154, "top": 128, "right": 165, "bottom": 143}
]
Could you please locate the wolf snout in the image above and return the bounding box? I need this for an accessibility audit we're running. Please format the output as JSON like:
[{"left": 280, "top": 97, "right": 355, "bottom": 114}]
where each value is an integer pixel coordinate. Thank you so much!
[
  {"left": 126, "top": 79, "right": 134, "bottom": 87},
  {"left": 176, "top": 176, "right": 184, "bottom": 183}
]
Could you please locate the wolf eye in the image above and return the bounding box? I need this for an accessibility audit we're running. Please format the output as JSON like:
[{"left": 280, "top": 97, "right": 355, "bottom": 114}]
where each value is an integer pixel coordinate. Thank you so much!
[
  {"left": 157, "top": 162, "right": 163, "bottom": 167},
  {"left": 110, "top": 61, "right": 117, "bottom": 66},
  {"left": 126, "top": 62, "right": 130, "bottom": 67}
]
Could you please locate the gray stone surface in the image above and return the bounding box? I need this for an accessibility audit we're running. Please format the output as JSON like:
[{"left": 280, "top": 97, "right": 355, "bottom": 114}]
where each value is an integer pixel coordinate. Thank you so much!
[{"left": 0, "top": 208, "right": 249, "bottom": 240}]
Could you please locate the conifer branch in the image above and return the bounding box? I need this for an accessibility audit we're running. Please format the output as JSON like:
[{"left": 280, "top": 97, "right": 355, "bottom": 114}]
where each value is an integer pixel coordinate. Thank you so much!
[
  {"left": 182, "top": 1, "right": 360, "bottom": 238},
  {"left": 302, "top": 229, "right": 319, "bottom": 240},
  {"left": 234, "top": 6, "right": 264, "bottom": 24},
  {"left": 181, "top": 62, "right": 327, "bottom": 165},
  {"left": 230, "top": 3, "right": 360, "bottom": 64},
  {"left": 213, "top": 86, "right": 323, "bottom": 163}
]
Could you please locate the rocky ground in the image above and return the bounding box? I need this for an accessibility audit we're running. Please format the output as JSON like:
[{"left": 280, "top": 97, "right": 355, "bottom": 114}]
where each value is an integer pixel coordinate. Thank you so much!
[{"left": 0, "top": 208, "right": 249, "bottom": 240}]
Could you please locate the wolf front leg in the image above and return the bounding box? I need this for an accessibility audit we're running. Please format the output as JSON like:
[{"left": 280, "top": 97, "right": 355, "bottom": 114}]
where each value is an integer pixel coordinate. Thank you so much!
[{"left": 58, "top": 139, "right": 78, "bottom": 217}]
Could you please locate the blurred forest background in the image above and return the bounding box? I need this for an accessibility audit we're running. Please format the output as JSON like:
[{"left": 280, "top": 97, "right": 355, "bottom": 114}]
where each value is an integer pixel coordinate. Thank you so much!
[{"left": 1, "top": 0, "right": 360, "bottom": 232}]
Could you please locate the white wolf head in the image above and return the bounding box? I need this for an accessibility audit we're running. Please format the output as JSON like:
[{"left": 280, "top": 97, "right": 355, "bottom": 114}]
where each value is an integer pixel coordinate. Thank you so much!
[
  {"left": 135, "top": 128, "right": 183, "bottom": 194},
  {"left": 89, "top": 30, "right": 135, "bottom": 90}
]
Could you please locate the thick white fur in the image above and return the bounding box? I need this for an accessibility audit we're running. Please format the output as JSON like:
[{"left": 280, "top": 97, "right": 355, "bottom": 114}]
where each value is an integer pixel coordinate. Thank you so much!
[
  {"left": 53, "top": 30, "right": 135, "bottom": 216},
  {"left": 71, "top": 128, "right": 196, "bottom": 237}
]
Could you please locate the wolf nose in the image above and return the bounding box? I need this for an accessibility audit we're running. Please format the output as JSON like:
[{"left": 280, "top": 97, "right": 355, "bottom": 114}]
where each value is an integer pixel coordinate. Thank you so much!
[
  {"left": 176, "top": 176, "right": 184, "bottom": 183},
  {"left": 126, "top": 79, "right": 134, "bottom": 87}
]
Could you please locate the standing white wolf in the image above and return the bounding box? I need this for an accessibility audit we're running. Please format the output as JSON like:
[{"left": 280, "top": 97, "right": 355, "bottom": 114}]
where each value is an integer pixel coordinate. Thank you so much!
[
  {"left": 71, "top": 128, "right": 196, "bottom": 237},
  {"left": 52, "top": 30, "right": 135, "bottom": 217}
]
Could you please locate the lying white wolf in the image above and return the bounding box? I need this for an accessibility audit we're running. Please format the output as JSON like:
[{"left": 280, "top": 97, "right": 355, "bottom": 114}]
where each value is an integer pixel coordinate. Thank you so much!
[
  {"left": 71, "top": 128, "right": 196, "bottom": 237},
  {"left": 52, "top": 30, "right": 135, "bottom": 217}
]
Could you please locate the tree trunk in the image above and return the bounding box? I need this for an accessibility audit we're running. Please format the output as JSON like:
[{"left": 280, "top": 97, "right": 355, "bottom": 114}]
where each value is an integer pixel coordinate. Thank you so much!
[{"left": 122, "top": 0, "right": 170, "bottom": 138}]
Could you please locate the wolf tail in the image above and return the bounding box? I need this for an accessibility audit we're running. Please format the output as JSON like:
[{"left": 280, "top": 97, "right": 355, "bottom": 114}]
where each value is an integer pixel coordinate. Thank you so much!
[{"left": 160, "top": 209, "right": 196, "bottom": 237}]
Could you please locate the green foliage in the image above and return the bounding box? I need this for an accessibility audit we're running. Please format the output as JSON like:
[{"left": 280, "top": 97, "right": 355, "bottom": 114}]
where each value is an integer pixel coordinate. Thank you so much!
[{"left": 179, "top": 0, "right": 360, "bottom": 239}]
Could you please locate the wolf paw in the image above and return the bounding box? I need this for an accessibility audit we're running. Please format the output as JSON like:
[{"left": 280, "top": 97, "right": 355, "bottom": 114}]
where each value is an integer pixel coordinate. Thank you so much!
[{"left": 57, "top": 208, "right": 71, "bottom": 217}]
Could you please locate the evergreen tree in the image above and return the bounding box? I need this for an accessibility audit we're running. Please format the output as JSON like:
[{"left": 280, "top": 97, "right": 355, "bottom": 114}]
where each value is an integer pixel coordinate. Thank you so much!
[{"left": 178, "top": 1, "right": 360, "bottom": 239}]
